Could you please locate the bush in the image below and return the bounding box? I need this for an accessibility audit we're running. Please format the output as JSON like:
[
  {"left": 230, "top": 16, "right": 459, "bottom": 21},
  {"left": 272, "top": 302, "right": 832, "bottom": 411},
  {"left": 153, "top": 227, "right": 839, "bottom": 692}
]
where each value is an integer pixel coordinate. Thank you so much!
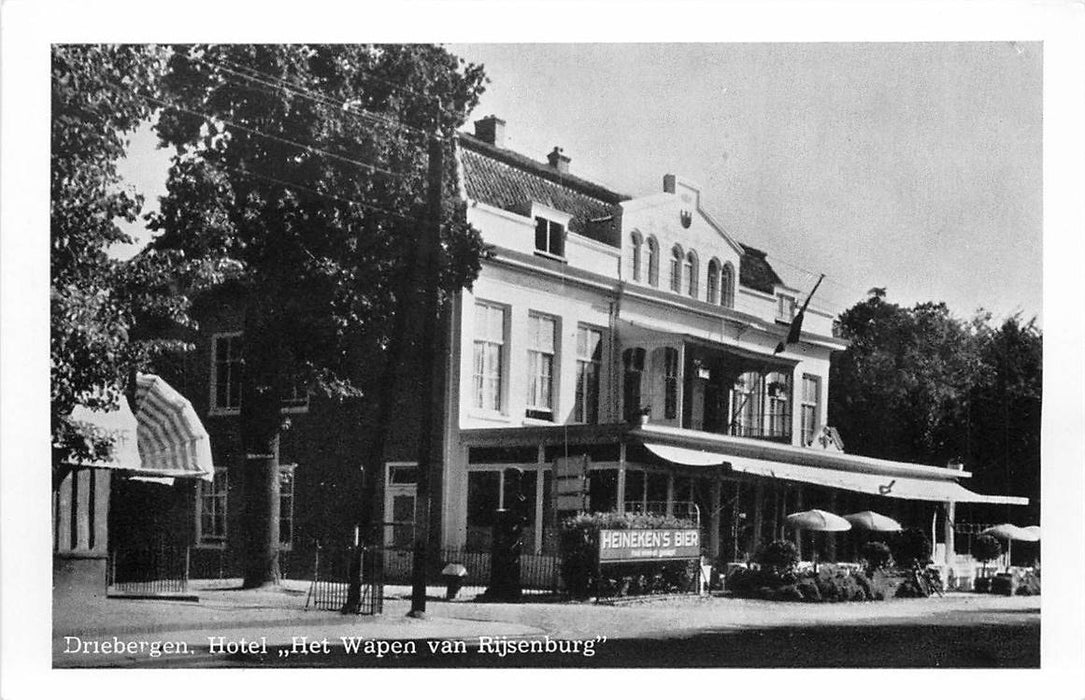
[
  {"left": 1016, "top": 571, "right": 1041, "bottom": 596},
  {"left": 990, "top": 574, "right": 1016, "bottom": 596},
  {"left": 890, "top": 528, "right": 932, "bottom": 569},
  {"left": 756, "top": 540, "right": 800, "bottom": 575},
  {"left": 974, "top": 576, "right": 992, "bottom": 593},
  {"left": 859, "top": 541, "right": 893, "bottom": 574},
  {"left": 559, "top": 511, "right": 699, "bottom": 599}
]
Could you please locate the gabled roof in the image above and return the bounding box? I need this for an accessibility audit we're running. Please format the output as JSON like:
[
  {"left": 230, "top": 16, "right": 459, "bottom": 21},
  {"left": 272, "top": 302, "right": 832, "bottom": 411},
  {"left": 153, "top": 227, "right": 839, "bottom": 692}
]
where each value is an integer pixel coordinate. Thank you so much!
[
  {"left": 738, "top": 244, "right": 784, "bottom": 295},
  {"left": 458, "top": 133, "right": 627, "bottom": 246}
]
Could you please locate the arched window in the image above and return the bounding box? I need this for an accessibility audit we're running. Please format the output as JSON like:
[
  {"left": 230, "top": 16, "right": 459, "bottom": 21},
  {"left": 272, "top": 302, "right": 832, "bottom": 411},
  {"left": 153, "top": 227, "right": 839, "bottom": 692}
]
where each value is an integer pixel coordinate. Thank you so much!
[
  {"left": 670, "top": 245, "right": 683, "bottom": 293},
  {"left": 630, "top": 232, "right": 643, "bottom": 282},
  {"left": 720, "top": 262, "right": 735, "bottom": 308},
  {"left": 685, "top": 251, "right": 699, "bottom": 298},
  {"left": 646, "top": 237, "right": 660, "bottom": 287},
  {"left": 706, "top": 258, "right": 721, "bottom": 304}
]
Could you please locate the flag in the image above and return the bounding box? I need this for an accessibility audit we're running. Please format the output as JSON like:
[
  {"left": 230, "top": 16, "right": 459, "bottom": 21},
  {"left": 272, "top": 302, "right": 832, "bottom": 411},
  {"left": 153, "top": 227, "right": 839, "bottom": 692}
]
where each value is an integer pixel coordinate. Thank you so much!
[{"left": 774, "top": 274, "right": 824, "bottom": 354}]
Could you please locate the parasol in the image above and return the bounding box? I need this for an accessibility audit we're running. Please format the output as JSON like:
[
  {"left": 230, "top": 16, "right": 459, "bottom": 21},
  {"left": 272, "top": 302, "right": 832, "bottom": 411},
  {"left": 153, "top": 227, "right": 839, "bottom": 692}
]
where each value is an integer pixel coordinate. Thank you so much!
[
  {"left": 785, "top": 509, "right": 851, "bottom": 572},
  {"left": 843, "top": 510, "right": 902, "bottom": 532},
  {"left": 981, "top": 523, "right": 1037, "bottom": 571}
]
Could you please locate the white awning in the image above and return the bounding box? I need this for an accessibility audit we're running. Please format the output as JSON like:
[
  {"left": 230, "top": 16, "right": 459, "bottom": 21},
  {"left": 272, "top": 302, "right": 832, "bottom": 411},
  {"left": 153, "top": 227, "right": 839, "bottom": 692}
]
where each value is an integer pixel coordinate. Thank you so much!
[
  {"left": 728, "top": 456, "right": 1027, "bottom": 505},
  {"left": 642, "top": 440, "right": 1027, "bottom": 505},
  {"left": 643, "top": 443, "right": 730, "bottom": 467},
  {"left": 67, "top": 373, "right": 214, "bottom": 481}
]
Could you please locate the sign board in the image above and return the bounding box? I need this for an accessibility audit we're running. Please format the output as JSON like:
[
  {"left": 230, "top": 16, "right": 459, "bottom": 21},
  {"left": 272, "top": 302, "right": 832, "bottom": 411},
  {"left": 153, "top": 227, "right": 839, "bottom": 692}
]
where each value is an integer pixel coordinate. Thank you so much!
[
  {"left": 598, "top": 528, "right": 701, "bottom": 562},
  {"left": 554, "top": 455, "right": 589, "bottom": 514}
]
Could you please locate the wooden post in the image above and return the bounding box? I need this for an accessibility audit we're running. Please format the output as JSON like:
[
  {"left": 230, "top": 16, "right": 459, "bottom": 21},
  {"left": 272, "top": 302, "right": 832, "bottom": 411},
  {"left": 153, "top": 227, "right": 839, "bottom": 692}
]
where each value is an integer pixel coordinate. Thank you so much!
[{"left": 709, "top": 479, "right": 722, "bottom": 560}]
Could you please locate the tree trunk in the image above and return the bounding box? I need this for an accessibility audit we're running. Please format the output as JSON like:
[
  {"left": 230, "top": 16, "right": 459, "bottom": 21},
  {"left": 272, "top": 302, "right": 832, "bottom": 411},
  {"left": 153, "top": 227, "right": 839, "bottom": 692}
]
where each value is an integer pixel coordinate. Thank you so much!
[{"left": 240, "top": 318, "right": 284, "bottom": 589}]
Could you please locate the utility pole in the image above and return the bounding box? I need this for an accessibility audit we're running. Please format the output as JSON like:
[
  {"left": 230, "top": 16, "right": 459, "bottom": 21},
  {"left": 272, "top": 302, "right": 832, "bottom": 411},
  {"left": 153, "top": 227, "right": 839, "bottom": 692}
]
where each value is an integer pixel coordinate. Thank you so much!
[{"left": 408, "top": 101, "right": 444, "bottom": 617}]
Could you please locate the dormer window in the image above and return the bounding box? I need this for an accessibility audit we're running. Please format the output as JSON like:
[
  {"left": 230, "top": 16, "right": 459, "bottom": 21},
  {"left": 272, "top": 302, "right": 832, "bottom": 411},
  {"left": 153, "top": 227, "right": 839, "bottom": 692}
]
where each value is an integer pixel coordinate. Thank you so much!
[
  {"left": 534, "top": 216, "right": 565, "bottom": 259},
  {"left": 777, "top": 293, "right": 797, "bottom": 323}
]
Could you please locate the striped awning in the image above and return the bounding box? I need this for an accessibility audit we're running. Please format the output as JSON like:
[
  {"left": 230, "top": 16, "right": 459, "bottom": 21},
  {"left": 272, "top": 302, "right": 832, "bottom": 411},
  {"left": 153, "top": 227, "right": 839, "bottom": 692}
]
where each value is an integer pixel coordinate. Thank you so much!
[
  {"left": 67, "top": 373, "right": 213, "bottom": 482},
  {"left": 133, "top": 373, "right": 214, "bottom": 481}
]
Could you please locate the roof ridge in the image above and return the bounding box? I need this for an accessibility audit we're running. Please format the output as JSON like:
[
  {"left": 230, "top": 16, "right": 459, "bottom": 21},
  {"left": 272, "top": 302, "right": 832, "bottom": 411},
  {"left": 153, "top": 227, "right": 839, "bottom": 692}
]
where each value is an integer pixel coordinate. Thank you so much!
[{"left": 458, "top": 132, "right": 629, "bottom": 204}]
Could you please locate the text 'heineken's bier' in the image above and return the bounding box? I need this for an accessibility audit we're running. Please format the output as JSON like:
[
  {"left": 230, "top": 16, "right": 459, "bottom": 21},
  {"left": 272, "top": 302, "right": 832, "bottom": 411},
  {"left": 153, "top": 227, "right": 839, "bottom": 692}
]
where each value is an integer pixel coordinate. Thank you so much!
[{"left": 598, "top": 528, "right": 700, "bottom": 562}]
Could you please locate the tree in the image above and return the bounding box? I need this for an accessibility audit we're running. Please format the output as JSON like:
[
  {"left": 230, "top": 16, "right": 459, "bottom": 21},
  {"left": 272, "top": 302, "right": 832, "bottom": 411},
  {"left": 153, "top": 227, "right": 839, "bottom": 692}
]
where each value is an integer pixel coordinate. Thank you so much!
[
  {"left": 972, "top": 534, "right": 1002, "bottom": 578},
  {"left": 829, "top": 291, "right": 979, "bottom": 465},
  {"left": 51, "top": 45, "right": 216, "bottom": 478},
  {"left": 150, "top": 45, "right": 488, "bottom": 587},
  {"left": 830, "top": 291, "right": 1042, "bottom": 525}
]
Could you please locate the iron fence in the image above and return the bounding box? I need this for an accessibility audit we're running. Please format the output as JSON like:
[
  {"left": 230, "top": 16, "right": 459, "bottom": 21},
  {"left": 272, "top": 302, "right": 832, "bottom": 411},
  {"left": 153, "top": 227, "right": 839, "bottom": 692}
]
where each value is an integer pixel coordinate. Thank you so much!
[
  {"left": 107, "top": 544, "right": 189, "bottom": 595},
  {"left": 304, "top": 544, "right": 383, "bottom": 615}
]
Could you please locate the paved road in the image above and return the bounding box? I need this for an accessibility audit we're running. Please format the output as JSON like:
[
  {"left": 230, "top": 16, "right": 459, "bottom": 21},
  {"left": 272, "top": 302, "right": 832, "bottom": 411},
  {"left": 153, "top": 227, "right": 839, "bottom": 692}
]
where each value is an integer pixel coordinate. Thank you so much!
[{"left": 54, "top": 589, "right": 1039, "bottom": 669}]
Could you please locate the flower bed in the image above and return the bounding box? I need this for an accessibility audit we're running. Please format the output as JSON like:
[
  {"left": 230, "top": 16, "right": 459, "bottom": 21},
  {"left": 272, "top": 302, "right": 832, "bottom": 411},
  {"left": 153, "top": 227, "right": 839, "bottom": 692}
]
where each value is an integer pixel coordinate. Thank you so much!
[{"left": 726, "top": 563, "right": 904, "bottom": 602}]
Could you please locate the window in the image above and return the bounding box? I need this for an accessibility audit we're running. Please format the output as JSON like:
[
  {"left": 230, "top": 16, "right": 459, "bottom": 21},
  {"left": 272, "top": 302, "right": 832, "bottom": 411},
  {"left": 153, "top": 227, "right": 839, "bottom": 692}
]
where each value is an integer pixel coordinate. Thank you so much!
[
  {"left": 765, "top": 372, "right": 792, "bottom": 439},
  {"left": 196, "top": 467, "right": 228, "bottom": 545},
  {"left": 801, "top": 374, "right": 821, "bottom": 445},
  {"left": 720, "top": 262, "right": 735, "bottom": 308},
  {"left": 211, "top": 333, "right": 243, "bottom": 414},
  {"left": 472, "top": 302, "right": 506, "bottom": 412},
  {"left": 210, "top": 333, "right": 308, "bottom": 413},
  {"left": 279, "top": 464, "right": 295, "bottom": 548},
  {"left": 670, "top": 245, "right": 683, "bottom": 292},
  {"left": 707, "top": 259, "right": 721, "bottom": 304},
  {"left": 777, "top": 293, "right": 797, "bottom": 323},
  {"left": 526, "top": 313, "right": 557, "bottom": 420},
  {"left": 732, "top": 371, "right": 762, "bottom": 437},
  {"left": 575, "top": 325, "right": 603, "bottom": 424},
  {"left": 685, "top": 251, "right": 699, "bottom": 297},
  {"left": 622, "top": 347, "right": 646, "bottom": 419},
  {"left": 663, "top": 347, "right": 679, "bottom": 420},
  {"left": 630, "top": 232, "right": 643, "bottom": 282},
  {"left": 534, "top": 217, "right": 565, "bottom": 258},
  {"left": 647, "top": 237, "right": 660, "bottom": 287}
]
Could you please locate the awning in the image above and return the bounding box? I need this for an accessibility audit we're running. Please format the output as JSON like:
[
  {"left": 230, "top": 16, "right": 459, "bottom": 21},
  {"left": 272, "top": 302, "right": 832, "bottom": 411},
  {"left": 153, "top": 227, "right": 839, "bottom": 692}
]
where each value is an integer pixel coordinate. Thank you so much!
[
  {"left": 642, "top": 441, "right": 1027, "bottom": 505},
  {"left": 67, "top": 373, "right": 214, "bottom": 482},
  {"left": 727, "top": 456, "right": 1026, "bottom": 505},
  {"left": 644, "top": 443, "right": 729, "bottom": 467}
]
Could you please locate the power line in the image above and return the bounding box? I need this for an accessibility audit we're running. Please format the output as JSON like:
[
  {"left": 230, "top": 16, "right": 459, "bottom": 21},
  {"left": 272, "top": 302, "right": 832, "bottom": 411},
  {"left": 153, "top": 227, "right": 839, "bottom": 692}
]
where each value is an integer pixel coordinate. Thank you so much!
[
  {"left": 216, "top": 162, "right": 425, "bottom": 226},
  {"left": 114, "top": 83, "right": 411, "bottom": 181},
  {"left": 210, "top": 57, "right": 436, "bottom": 141}
]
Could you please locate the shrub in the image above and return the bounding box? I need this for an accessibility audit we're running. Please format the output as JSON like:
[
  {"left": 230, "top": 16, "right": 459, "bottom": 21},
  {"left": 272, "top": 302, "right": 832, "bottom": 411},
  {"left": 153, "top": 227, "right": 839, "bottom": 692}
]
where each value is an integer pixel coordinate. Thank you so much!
[
  {"left": 974, "top": 576, "right": 992, "bottom": 593},
  {"left": 559, "top": 511, "right": 699, "bottom": 599},
  {"left": 972, "top": 535, "right": 1003, "bottom": 577},
  {"left": 890, "top": 528, "right": 932, "bottom": 569},
  {"left": 1016, "top": 571, "right": 1041, "bottom": 596},
  {"left": 756, "top": 539, "right": 800, "bottom": 575},
  {"left": 990, "top": 574, "right": 1016, "bottom": 596},
  {"left": 859, "top": 541, "right": 893, "bottom": 574}
]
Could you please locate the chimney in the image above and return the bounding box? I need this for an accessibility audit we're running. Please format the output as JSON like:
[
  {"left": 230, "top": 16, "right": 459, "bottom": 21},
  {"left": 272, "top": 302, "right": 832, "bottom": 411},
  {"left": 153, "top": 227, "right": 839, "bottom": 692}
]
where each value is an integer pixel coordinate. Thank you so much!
[
  {"left": 473, "top": 115, "right": 506, "bottom": 148},
  {"left": 547, "top": 146, "right": 571, "bottom": 174}
]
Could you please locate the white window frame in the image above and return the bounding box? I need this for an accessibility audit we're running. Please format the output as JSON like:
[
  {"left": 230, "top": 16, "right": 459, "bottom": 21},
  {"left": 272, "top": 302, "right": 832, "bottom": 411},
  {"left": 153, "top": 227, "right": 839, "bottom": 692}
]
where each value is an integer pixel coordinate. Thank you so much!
[
  {"left": 647, "top": 237, "right": 660, "bottom": 287},
  {"left": 685, "top": 251, "right": 699, "bottom": 298},
  {"left": 707, "top": 258, "right": 721, "bottom": 305},
  {"left": 526, "top": 312, "right": 558, "bottom": 420},
  {"left": 630, "top": 232, "right": 643, "bottom": 282},
  {"left": 721, "top": 262, "right": 736, "bottom": 308},
  {"left": 574, "top": 324, "right": 604, "bottom": 424},
  {"left": 777, "top": 293, "right": 797, "bottom": 323},
  {"left": 670, "top": 245, "right": 684, "bottom": 293},
  {"left": 210, "top": 332, "right": 243, "bottom": 415},
  {"left": 472, "top": 301, "right": 507, "bottom": 414},
  {"left": 801, "top": 374, "right": 821, "bottom": 446},
  {"left": 195, "top": 467, "right": 228, "bottom": 547}
]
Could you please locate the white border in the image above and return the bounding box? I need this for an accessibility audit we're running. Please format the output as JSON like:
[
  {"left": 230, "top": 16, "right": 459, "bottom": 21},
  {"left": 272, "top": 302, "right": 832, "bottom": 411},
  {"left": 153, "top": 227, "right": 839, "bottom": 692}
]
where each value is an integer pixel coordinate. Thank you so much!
[{"left": 3, "top": 2, "right": 1083, "bottom": 699}]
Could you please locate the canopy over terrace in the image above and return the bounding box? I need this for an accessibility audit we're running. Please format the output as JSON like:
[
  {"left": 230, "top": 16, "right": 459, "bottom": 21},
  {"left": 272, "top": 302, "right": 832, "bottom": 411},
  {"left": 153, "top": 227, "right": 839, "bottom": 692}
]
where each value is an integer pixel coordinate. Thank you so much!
[{"left": 634, "top": 423, "right": 1027, "bottom": 569}]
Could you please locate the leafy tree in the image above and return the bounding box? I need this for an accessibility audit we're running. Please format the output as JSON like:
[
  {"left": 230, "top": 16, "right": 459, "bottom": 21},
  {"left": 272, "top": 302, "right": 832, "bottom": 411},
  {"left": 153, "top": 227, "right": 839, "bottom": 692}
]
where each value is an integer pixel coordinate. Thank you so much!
[
  {"left": 830, "top": 290, "right": 1041, "bottom": 525},
  {"left": 51, "top": 45, "right": 219, "bottom": 478},
  {"left": 150, "top": 45, "right": 488, "bottom": 587},
  {"left": 972, "top": 534, "right": 1002, "bottom": 578}
]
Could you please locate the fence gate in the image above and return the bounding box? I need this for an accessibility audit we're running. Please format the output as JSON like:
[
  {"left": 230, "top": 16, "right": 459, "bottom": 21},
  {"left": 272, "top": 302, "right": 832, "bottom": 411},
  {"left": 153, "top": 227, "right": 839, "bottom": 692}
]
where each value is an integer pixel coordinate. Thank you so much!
[{"left": 305, "top": 545, "right": 383, "bottom": 615}]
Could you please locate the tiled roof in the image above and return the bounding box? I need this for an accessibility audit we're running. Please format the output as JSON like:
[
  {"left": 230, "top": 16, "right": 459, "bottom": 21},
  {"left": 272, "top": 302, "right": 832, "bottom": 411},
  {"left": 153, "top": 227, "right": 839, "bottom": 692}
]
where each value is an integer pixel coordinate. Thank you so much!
[
  {"left": 458, "top": 134, "right": 627, "bottom": 247},
  {"left": 738, "top": 244, "right": 784, "bottom": 294}
]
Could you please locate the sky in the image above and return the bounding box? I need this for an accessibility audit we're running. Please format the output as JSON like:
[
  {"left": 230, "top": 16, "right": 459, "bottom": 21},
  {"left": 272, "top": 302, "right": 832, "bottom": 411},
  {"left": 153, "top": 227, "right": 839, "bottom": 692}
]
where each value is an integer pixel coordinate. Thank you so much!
[{"left": 117, "top": 42, "right": 1043, "bottom": 325}]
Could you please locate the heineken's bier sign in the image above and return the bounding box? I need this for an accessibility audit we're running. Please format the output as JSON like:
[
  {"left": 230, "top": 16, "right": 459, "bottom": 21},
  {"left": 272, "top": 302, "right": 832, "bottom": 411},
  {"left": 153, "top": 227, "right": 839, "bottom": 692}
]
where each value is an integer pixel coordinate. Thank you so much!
[{"left": 598, "top": 528, "right": 700, "bottom": 562}]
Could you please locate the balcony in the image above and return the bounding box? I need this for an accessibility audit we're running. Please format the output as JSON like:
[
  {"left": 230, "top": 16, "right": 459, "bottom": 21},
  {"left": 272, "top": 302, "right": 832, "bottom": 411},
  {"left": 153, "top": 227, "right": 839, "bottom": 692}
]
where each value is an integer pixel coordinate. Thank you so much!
[{"left": 620, "top": 332, "right": 798, "bottom": 445}]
